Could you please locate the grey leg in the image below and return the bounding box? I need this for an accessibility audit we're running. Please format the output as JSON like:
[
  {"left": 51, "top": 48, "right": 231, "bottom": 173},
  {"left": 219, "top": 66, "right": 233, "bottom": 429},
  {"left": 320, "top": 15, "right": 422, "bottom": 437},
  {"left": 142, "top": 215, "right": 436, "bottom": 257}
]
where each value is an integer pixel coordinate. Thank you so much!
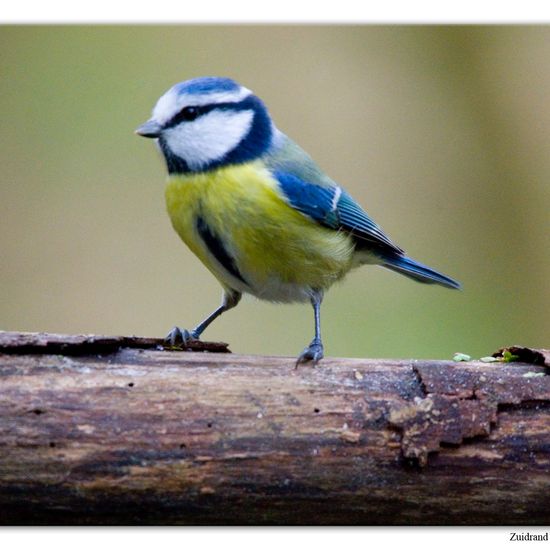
[
  {"left": 295, "top": 289, "right": 324, "bottom": 367},
  {"left": 166, "top": 289, "right": 242, "bottom": 346}
]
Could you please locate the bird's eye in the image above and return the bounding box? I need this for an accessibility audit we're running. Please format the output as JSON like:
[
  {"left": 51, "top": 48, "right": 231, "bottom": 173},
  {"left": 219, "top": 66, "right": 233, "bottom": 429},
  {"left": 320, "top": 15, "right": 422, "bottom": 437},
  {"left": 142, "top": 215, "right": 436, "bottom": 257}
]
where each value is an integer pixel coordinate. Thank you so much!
[{"left": 180, "top": 106, "right": 200, "bottom": 121}]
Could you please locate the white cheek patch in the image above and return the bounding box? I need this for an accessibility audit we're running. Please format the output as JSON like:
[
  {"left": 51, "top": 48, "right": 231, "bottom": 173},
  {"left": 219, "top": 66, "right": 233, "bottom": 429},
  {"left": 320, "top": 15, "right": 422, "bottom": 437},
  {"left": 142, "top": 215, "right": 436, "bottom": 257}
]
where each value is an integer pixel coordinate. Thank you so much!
[
  {"left": 164, "top": 109, "right": 254, "bottom": 170},
  {"left": 152, "top": 86, "right": 252, "bottom": 126}
]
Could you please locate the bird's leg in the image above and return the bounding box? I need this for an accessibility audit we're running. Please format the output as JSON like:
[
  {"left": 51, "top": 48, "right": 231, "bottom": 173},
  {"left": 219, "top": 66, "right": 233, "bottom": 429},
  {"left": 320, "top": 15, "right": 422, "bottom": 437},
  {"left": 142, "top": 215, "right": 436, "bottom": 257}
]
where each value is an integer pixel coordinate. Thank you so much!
[
  {"left": 296, "top": 289, "right": 324, "bottom": 367},
  {"left": 165, "top": 290, "right": 241, "bottom": 346}
]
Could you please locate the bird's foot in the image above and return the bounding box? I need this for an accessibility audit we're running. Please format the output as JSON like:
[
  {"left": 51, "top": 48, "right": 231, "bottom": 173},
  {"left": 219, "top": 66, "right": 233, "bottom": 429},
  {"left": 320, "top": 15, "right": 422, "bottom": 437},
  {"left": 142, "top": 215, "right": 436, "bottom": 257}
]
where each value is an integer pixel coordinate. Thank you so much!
[
  {"left": 295, "top": 340, "right": 324, "bottom": 368},
  {"left": 164, "top": 326, "right": 200, "bottom": 348}
]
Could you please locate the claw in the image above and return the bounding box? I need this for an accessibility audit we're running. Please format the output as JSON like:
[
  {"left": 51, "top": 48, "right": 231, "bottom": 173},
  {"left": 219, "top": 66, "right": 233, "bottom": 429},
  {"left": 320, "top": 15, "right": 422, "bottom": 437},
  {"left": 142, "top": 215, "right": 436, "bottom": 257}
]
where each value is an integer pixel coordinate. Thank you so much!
[
  {"left": 164, "top": 326, "right": 197, "bottom": 348},
  {"left": 295, "top": 341, "right": 324, "bottom": 368}
]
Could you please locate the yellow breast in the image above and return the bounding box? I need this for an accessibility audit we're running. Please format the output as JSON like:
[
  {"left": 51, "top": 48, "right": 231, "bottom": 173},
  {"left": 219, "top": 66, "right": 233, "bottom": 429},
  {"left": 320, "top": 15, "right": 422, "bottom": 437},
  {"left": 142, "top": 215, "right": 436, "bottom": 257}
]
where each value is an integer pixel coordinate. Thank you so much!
[{"left": 165, "top": 162, "right": 354, "bottom": 302}]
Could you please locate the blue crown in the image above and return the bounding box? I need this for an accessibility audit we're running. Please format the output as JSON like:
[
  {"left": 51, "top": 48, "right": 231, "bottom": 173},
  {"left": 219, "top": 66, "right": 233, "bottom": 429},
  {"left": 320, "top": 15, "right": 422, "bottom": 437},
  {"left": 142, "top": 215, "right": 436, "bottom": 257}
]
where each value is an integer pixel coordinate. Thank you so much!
[{"left": 173, "top": 77, "right": 240, "bottom": 96}]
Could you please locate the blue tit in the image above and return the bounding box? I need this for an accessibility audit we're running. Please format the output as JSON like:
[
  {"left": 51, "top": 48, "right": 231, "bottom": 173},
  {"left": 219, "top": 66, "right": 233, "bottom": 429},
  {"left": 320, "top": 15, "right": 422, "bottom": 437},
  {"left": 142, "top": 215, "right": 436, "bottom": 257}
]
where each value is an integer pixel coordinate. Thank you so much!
[{"left": 136, "top": 76, "right": 461, "bottom": 365}]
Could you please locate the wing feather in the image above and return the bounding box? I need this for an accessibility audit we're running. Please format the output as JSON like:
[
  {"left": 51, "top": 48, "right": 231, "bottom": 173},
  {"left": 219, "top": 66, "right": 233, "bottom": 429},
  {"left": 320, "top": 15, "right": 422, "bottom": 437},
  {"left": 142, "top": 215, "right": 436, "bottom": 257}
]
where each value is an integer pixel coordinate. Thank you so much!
[{"left": 265, "top": 134, "right": 402, "bottom": 256}]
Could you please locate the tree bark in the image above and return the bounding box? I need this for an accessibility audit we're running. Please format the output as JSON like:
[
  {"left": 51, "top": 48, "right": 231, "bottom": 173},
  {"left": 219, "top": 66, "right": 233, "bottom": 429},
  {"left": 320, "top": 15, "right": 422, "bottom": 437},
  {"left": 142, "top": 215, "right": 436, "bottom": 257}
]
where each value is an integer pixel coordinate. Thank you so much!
[{"left": 0, "top": 331, "right": 549, "bottom": 525}]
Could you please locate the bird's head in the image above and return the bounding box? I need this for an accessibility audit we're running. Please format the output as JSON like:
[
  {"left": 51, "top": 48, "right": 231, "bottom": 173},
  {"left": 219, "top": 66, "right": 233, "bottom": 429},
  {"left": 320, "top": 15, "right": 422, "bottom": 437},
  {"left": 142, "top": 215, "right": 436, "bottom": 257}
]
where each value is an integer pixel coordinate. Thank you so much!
[{"left": 136, "top": 76, "right": 274, "bottom": 174}]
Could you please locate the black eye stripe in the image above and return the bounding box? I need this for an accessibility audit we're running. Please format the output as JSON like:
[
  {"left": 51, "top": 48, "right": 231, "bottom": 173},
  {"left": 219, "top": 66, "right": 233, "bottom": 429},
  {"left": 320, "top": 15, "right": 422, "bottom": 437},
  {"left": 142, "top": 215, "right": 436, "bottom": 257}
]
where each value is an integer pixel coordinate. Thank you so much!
[
  {"left": 166, "top": 105, "right": 210, "bottom": 127},
  {"left": 163, "top": 97, "right": 255, "bottom": 130}
]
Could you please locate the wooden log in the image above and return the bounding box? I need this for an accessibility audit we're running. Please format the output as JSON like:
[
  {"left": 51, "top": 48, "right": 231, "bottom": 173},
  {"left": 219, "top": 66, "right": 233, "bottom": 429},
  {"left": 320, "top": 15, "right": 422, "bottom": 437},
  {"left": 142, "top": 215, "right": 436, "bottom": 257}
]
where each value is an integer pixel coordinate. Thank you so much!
[{"left": 0, "top": 331, "right": 549, "bottom": 525}]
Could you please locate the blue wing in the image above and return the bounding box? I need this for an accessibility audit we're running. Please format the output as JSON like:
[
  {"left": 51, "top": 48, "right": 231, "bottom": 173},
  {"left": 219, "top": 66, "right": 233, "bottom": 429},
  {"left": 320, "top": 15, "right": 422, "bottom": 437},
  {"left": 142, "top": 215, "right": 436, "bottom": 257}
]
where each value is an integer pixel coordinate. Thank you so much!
[
  {"left": 264, "top": 133, "right": 461, "bottom": 290},
  {"left": 265, "top": 133, "right": 403, "bottom": 256},
  {"left": 273, "top": 170, "right": 403, "bottom": 255}
]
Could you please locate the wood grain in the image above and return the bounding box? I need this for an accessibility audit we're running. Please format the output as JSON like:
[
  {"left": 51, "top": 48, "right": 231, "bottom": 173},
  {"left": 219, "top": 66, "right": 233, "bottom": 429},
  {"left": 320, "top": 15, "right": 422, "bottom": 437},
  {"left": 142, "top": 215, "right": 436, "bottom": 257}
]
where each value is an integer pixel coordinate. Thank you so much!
[{"left": 0, "top": 332, "right": 549, "bottom": 525}]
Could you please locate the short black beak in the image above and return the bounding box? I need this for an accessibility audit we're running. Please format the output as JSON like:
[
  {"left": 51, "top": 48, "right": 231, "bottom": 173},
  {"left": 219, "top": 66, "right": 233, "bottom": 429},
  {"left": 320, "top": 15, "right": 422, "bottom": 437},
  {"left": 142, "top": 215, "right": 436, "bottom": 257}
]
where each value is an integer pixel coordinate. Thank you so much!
[{"left": 135, "top": 120, "right": 162, "bottom": 138}]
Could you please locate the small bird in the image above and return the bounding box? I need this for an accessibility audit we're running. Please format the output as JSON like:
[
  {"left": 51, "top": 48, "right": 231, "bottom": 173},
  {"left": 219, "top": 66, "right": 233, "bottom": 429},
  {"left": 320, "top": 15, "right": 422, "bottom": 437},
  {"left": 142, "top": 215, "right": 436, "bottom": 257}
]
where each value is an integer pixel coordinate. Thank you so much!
[{"left": 136, "top": 76, "right": 460, "bottom": 365}]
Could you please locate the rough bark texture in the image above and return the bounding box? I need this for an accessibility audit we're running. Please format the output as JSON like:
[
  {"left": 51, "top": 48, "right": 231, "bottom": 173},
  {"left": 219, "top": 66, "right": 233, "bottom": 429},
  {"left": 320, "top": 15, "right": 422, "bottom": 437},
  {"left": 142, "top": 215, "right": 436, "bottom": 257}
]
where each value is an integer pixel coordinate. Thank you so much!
[{"left": 0, "top": 332, "right": 549, "bottom": 525}]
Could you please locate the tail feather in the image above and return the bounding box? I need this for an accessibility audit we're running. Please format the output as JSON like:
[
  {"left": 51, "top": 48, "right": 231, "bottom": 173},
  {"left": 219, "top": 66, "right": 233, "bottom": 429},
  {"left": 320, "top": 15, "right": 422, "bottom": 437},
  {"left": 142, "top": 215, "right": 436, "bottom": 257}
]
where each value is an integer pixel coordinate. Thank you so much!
[{"left": 382, "top": 255, "right": 461, "bottom": 290}]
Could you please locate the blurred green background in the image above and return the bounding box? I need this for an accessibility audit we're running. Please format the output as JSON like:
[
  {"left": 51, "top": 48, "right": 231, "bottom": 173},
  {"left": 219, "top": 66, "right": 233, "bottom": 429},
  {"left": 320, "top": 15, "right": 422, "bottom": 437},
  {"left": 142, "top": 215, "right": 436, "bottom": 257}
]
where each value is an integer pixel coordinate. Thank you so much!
[{"left": 1, "top": 25, "right": 548, "bottom": 360}]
